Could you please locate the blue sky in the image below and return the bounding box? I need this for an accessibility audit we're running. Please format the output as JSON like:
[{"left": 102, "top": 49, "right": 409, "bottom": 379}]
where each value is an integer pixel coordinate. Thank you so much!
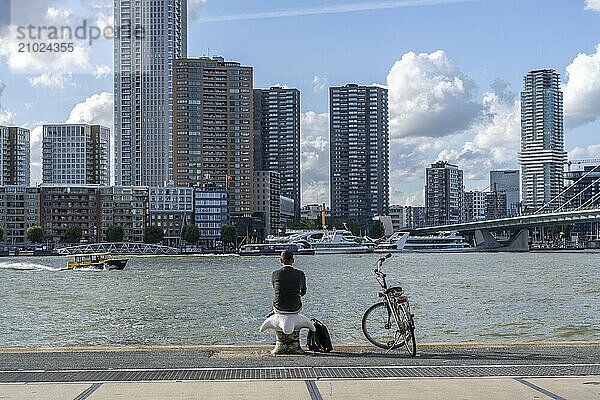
[{"left": 0, "top": 0, "right": 599, "bottom": 205}]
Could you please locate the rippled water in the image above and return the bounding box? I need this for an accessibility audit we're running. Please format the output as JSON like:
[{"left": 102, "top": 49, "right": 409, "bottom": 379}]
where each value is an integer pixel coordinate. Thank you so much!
[{"left": 0, "top": 252, "right": 598, "bottom": 347}]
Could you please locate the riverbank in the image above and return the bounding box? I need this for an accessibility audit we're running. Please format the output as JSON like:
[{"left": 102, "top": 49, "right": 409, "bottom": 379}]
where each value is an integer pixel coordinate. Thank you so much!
[{"left": 0, "top": 343, "right": 598, "bottom": 399}]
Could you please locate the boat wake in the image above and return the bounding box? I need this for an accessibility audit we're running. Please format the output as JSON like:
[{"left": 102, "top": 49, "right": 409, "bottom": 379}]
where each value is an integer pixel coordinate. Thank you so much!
[{"left": 0, "top": 262, "right": 62, "bottom": 272}]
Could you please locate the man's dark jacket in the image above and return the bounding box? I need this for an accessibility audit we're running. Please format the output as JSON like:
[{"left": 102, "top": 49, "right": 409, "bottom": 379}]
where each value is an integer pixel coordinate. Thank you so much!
[{"left": 272, "top": 265, "right": 306, "bottom": 312}]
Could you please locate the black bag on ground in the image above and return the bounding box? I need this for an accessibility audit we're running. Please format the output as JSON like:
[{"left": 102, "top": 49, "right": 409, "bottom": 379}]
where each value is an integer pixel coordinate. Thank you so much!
[{"left": 306, "top": 318, "right": 333, "bottom": 352}]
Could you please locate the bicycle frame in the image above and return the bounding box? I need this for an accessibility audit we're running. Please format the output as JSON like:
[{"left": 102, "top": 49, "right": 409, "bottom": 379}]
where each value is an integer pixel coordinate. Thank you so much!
[{"left": 372, "top": 255, "right": 408, "bottom": 346}]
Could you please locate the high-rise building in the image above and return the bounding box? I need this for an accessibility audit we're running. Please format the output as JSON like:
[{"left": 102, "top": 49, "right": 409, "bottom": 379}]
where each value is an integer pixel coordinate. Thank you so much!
[
  {"left": 330, "top": 84, "right": 389, "bottom": 223},
  {"left": 114, "top": 0, "right": 187, "bottom": 186},
  {"left": 519, "top": 69, "right": 567, "bottom": 211},
  {"left": 254, "top": 171, "right": 281, "bottom": 235},
  {"left": 490, "top": 170, "right": 520, "bottom": 216},
  {"left": 0, "top": 125, "right": 30, "bottom": 186},
  {"left": 425, "top": 161, "right": 463, "bottom": 226},
  {"left": 173, "top": 56, "right": 254, "bottom": 217},
  {"left": 253, "top": 86, "right": 301, "bottom": 222},
  {"left": 42, "top": 124, "right": 110, "bottom": 185}
]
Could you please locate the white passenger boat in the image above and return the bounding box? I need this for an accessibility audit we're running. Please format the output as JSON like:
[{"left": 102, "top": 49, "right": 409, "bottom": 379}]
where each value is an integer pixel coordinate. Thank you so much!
[
  {"left": 376, "top": 231, "right": 472, "bottom": 252},
  {"left": 267, "top": 229, "right": 375, "bottom": 254}
]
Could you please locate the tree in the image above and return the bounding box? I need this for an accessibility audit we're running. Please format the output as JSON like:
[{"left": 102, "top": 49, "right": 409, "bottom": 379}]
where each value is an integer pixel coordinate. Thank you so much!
[
  {"left": 107, "top": 225, "right": 125, "bottom": 242},
  {"left": 182, "top": 224, "right": 200, "bottom": 245},
  {"left": 220, "top": 224, "right": 237, "bottom": 248},
  {"left": 369, "top": 220, "right": 385, "bottom": 239},
  {"left": 27, "top": 225, "right": 44, "bottom": 244},
  {"left": 66, "top": 225, "right": 83, "bottom": 243},
  {"left": 346, "top": 220, "right": 364, "bottom": 236},
  {"left": 144, "top": 225, "right": 164, "bottom": 244}
]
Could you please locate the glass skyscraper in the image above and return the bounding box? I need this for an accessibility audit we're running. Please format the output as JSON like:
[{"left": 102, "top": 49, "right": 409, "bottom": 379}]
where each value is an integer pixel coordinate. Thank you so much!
[
  {"left": 518, "top": 69, "right": 567, "bottom": 211},
  {"left": 114, "top": 0, "right": 187, "bottom": 186},
  {"left": 329, "top": 84, "right": 389, "bottom": 223}
]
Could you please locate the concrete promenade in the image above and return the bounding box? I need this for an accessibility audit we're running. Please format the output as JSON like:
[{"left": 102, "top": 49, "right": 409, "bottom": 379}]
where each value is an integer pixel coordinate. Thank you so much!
[{"left": 0, "top": 342, "right": 598, "bottom": 399}]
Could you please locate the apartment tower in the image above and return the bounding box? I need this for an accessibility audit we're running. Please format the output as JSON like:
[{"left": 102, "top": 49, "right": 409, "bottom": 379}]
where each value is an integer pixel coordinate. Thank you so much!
[
  {"left": 0, "top": 125, "right": 30, "bottom": 186},
  {"left": 42, "top": 124, "right": 110, "bottom": 185},
  {"left": 114, "top": 0, "right": 187, "bottom": 186},
  {"left": 329, "top": 84, "right": 389, "bottom": 223},
  {"left": 518, "top": 69, "right": 567, "bottom": 211},
  {"left": 253, "top": 87, "right": 301, "bottom": 223},
  {"left": 173, "top": 57, "right": 254, "bottom": 217},
  {"left": 425, "top": 161, "right": 464, "bottom": 226}
]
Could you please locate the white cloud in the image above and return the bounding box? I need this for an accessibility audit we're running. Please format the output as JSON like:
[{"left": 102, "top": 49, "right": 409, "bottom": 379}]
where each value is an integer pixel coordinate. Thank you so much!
[
  {"left": 301, "top": 111, "right": 330, "bottom": 204},
  {"left": 66, "top": 92, "right": 114, "bottom": 126},
  {"left": 585, "top": 0, "right": 600, "bottom": 12},
  {"left": 312, "top": 76, "right": 327, "bottom": 94},
  {"left": 0, "top": 81, "right": 15, "bottom": 125},
  {"left": 28, "top": 72, "right": 74, "bottom": 89},
  {"left": 568, "top": 144, "right": 600, "bottom": 160},
  {"left": 386, "top": 50, "right": 482, "bottom": 138},
  {"left": 93, "top": 64, "right": 112, "bottom": 80},
  {"left": 188, "top": 0, "right": 208, "bottom": 21},
  {"left": 564, "top": 44, "right": 600, "bottom": 127}
]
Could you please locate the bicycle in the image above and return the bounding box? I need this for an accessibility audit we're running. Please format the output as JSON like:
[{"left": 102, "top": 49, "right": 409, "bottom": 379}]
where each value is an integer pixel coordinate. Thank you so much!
[{"left": 361, "top": 253, "right": 417, "bottom": 356}]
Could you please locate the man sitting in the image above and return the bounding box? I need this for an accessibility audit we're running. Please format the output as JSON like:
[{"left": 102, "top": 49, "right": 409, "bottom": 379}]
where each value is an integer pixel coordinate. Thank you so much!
[{"left": 272, "top": 249, "right": 306, "bottom": 313}]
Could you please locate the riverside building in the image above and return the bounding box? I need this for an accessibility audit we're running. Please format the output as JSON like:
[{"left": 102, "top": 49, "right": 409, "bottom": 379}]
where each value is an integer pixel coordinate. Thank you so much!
[
  {"left": 173, "top": 56, "right": 254, "bottom": 218},
  {"left": 114, "top": 0, "right": 187, "bottom": 186},
  {"left": 329, "top": 84, "right": 389, "bottom": 223},
  {"left": 254, "top": 171, "right": 281, "bottom": 236},
  {"left": 253, "top": 86, "right": 301, "bottom": 223},
  {"left": 0, "top": 186, "right": 39, "bottom": 245},
  {"left": 42, "top": 124, "right": 110, "bottom": 185},
  {"left": 518, "top": 69, "right": 567, "bottom": 212},
  {"left": 425, "top": 161, "right": 464, "bottom": 226},
  {"left": 490, "top": 170, "right": 520, "bottom": 217},
  {"left": 99, "top": 186, "right": 148, "bottom": 243},
  {"left": 148, "top": 186, "right": 195, "bottom": 247},
  {"left": 0, "top": 125, "right": 30, "bottom": 186}
]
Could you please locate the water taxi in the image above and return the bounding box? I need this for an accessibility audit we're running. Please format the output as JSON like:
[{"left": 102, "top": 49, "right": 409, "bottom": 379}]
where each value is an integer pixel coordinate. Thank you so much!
[{"left": 65, "top": 253, "right": 128, "bottom": 270}]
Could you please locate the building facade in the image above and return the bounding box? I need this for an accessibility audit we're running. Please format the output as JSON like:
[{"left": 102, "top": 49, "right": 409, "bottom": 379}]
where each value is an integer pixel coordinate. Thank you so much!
[
  {"left": 0, "top": 126, "right": 30, "bottom": 186},
  {"left": 114, "top": 0, "right": 187, "bottom": 186},
  {"left": 194, "top": 189, "right": 228, "bottom": 249},
  {"left": 425, "top": 161, "right": 464, "bottom": 226},
  {"left": 42, "top": 124, "right": 110, "bottom": 185},
  {"left": 463, "top": 190, "right": 487, "bottom": 223},
  {"left": 330, "top": 84, "right": 389, "bottom": 223},
  {"left": 100, "top": 186, "right": 148, "bottom": 243},
  {"left": 404, "top": 206, "right": 426, "bottom": 229},
  {"left": 518, "top": 69, "right": 567, "bottom": 212},
  {"left": 388, "top": 205, "right": 405, "bottom": 232},
  {"left": 40, "top": 185, "right": 102, "bottom": 243},
  {"left": 254, "top": 171, "right": 281, "bottom": 236},
  {"left": 148, "top": 186, "right": 194, "bottom": 247},
  {"left": 253, "top": 87, "right": 301, "bottom": 223},
  {"left": 173, "top": 57, "right": 254, "bottom": 217},
  {"left": 490, "top": 170, "right": 520, "bottom": 217},
  {"left": 0, "top": 186, "right": 39, "bottom": 244}
]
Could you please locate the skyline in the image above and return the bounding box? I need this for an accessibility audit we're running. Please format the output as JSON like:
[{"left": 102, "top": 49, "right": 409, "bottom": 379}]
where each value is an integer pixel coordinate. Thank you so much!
[{"left": 0, "top": 0, "right": 599, "bottom": 206}]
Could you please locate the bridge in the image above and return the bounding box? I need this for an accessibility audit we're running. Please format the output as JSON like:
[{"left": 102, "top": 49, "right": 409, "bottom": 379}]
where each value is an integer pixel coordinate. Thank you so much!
[
  {"left": 412, "top": 208, "right": 600, "bottom": 234},
  {"left": 56, "top": 243, "right": 180, "bottom": 255}
]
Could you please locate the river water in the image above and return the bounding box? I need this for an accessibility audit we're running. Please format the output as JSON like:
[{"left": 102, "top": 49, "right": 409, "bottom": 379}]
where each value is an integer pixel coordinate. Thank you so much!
[{"left": 0, "top": 252, "right": 598, "bottom": 347}]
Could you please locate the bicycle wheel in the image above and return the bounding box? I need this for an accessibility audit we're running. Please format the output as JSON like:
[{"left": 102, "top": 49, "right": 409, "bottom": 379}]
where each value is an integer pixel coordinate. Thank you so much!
[
  {"left": 400, "top": 305, "right": 417, "bottom": 357},
  {"left": 362, "top": 302, "right": 404, "bottom": 349}
]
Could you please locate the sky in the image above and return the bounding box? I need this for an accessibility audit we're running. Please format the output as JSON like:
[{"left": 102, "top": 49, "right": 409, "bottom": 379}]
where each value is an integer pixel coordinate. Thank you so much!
[{"left": 0, "top": 0, "right": 599, "bottom": 206}]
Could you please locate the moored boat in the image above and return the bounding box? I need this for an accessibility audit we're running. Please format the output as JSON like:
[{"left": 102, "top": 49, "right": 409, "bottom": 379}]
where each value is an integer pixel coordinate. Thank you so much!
[
  {"left": 267, "top": 229, "right": 374, "bottom": 254},
  {"left": 238, "top": 241, "right": 315, "bottom": 256},
  {"left": 376, "top": 231, "right": 472, "bottom": 252},
  {"left": 65, "top": 253, "right": 128, "bottom": 270}
]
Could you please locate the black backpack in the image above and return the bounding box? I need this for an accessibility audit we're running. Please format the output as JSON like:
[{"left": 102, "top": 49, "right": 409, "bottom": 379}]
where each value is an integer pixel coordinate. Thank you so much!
[{"left": 306, "top": 318, "right": 333, "bottom": 353}]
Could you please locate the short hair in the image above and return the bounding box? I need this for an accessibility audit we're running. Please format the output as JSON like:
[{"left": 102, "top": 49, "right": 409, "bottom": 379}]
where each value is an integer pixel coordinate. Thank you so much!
[{"left": 280, "top": 249, "right": 294, "bottom": 264}]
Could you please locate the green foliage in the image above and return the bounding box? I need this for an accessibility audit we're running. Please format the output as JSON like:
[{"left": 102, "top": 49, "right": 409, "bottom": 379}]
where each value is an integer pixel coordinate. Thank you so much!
[
  {"left": 346, "top": 220, "right": 364, "bottom": 236},
  {"left": 220, "top": 224, "right": 237, "bottom": 247},
  {"left": 66, "top": 225, "right": 83, "bottom": 244},
  {"left": 107, "top": 225, "right": 125, "bottom": 243},
  {"left": 144, "top": 225, "right": 164, "bottom": 244},
  {"left": 300, "top": 218, "right": 320, "bottom": 230},
  {"left": 27, "top": 225, "right": 44, "bottom": 244},
  {"left": 182, "top": 224, "right": 200, "bottom": 245},
  {"left": 369, "top": 220, "right": 385, "bottom": 239}
]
